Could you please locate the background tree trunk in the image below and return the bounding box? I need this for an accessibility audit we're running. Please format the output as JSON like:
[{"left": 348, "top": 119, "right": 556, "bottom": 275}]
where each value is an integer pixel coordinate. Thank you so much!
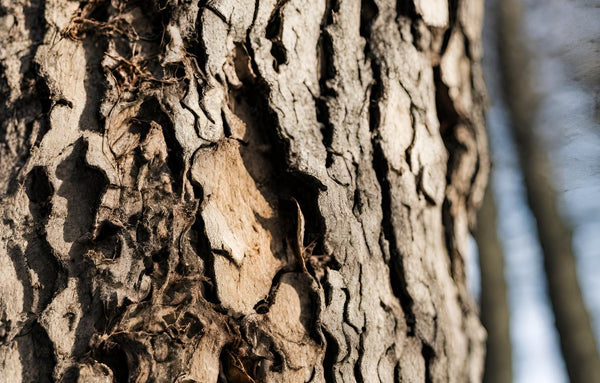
[
  {"left": 497, "top": 0, "right": 600, "bottom": 382},
  {"left": 475, "top": 183, "right": 512, "bottom": 383},
  {"left": 0, "top": 0, "right": 488, "bottom": 382}
]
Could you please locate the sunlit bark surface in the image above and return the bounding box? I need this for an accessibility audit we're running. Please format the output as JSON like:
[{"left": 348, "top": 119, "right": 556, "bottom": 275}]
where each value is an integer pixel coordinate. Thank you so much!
[{"left": 0, "top": 0, "right": 488, "bottom": 381}]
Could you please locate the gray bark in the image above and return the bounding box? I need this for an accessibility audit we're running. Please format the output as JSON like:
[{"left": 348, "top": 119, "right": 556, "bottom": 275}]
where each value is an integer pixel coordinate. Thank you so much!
[{"left": 0, "top": 0, "right": 488, "bottom": 382}]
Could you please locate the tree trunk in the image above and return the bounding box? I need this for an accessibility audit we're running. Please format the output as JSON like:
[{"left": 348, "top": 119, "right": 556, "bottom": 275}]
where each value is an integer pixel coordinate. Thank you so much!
[
  {"left": 475, "top": 183, "right": 512, "bottom": 383},
  {"left": 497, "top": 0, "right": 600, "bottom": 382},
  {"left": 0, "top": 0, "right": 488, "bottom": 382}
]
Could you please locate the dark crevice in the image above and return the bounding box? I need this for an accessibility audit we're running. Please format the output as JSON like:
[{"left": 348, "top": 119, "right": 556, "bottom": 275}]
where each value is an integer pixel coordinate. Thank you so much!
[
  {"left": 27, "top": 239, "right": 62, "bottom": 312},
  {"left": 253, "top": 119, "right": 328, "bottom": 261},
  {"left": 440, "top": 0, "right": 459, "bottom": 55},
  {"left": 19, "top": 321, "right": 56, "bottom": 383},
  {"left": 318, "top": 1, "right": 338, "bottom": 85},
  {"left": 61, "top": 366, "right": 80, "bottom": 383},
  {"left": 281, "top": 194, "right": 327, "bottom": 265},
  {"left": 28, "top": 75, "right": 52, "bottom": 165},
  {"left": 161, "top": 123, "right": 185, "bottom": 195},
  {"left": 253, "top": 267, "right": 290, "bottom": 314},
  {"left": 175, "top": 205, "right": 204, "bottom": 278},
  {"left": 0, "top": 0, "right": 47, "bottom": 194},
  {"left": 395, "top": 1, "right": 423, "bottom": 51},
  {"left": 362, "top": 0, "right": 416, "bottom": 335},
  {"left": 136, "top": 220, "right": 151, "bottom": 245},
  {"left": 221, "top": 109, "right": 232, "bottom": 137},
  {"left": 316, "top": 95, "right": 334, "bottom": 168},
  {"left": 462, "top": 33, "right": 473, "bottom": 61},
  {"left": 422, "top": 343, "right": 435, "bottom": 383},
  {"left": 297, "top": 199, "right": 330, "bottom": 281},
  {"left": 219, "top": 346, "right": 257, "bottom": 383},
  {"left": 92, "top": 222, "right": 126, "bottom": 263},
  {"left": 188, "top": 168, "right": 204, "bottom": 202},
  {"left": 265, "top": 7, "right": 282, "bottom": 40},
  {"left": 25, "top": 166, "right": 53, "bottom": 214},
  {"left": 93, "top": 334, "right": 152, "bottom": 383},
  {"left": 353, "top": 330, "right": 365, "bottom": 383},
  {"left": 322, "top": 329, "right": 339, "bottom": 383},
  {"left": 395, "top": 0, "right": 416, "bottom": 18},
  {"left": 204, "top": 4, "right": 228, "bottom": 25},
  {"left": 433, "top": 66, "right": 460, "bottom": 137},
  {"left": 270, "top": 346, "right": 285, "bottom": 372},
  {"left": 192, "top": 207, "right": 220, "bottom": 304},
  {"left": 316, "top": 0, "right": 338, "bottom": 170},
  {"left": 265, "top": 4, "right": 288, "bottom": 71},
  {"left": 87, "top": 0, "right": 110, "bottom": 22},
  {"left": 352, "top": 188, "right": 363, "bottom": 217},
  {"left": 0, "top": 68, "right": 12, "bottom": 164},
  {"left": 149, "top": 0, "right": 174, "bottom": 32},
  {"left": 441, "top": 198, "right": 459, "bottom": 279},
  {"left": 181, "top": 312, "right": 205, "bottom": 339},
  {"left": 78, "top": 5, "right": 108, "bottom": 133},
  {"left": 394, "top": 362, "right": 401, "bottom": 383},
  {"left": 58, "top": 138, "right": 111, "bottom": 360},
  {"left": 270, "top": 42, "right": 287, "bottom": 70},
  {"left": 95, "top": 299, "right": 129, "bottom": 335},
  {"left": 22, "top": 166, "right": 63, "bottom": 315},
  {"left": 360, "top": 0, "right": 378, "bottom": 38},
  {"left": 151, "top": 247, "right": 169, "bottom": 264},
  {"left": 34, "top": 67, "right": 53, "bottom": 122},
  {"left": 307, "top": 366, "right": 318, "bottom": 383},
  {"left": 434, "top": 64, "right": 468, "bottom": 286},
  {"left": 22, "top": 0, "right": 47, "bottom": 76},
  {"left": 138, "top": 98, "right": 185, "bottom": 195},
  {"left": 238, "top": 35, "right": 328, "bottom": 258},
  {"left": 404, "top": 107, "right": 418, "bottom": 172},
  {"left": 1, "top": 67, "right": 51, "bottom": 195},
  {"left": 94, "top": 220, "right": 121, "bottom": 242},
  {"left": 93, "top": 339, "right": 130, "bottom": 383},
  {"left": 55, "top": 98, "right": 73, "bottom": 109}
]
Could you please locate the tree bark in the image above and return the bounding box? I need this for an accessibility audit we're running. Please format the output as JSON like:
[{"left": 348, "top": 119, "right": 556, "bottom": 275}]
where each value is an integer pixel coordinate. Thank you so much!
[
  {"left": 497, "top": 0, "right": 600, "bottom": 382},
  {"left": 0, "top": 0, "right": 488, "bottom": 382}
]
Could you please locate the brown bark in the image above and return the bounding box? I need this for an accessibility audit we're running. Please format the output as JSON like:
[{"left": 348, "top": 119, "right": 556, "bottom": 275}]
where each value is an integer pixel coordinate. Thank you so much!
[
  {"left": 475, "top": 183, "right": 512, "bottom": 383},
  {"left": 0, "top": 0, "right": 488, "bottom": 382},
  {"left": 497, "top": 0, "right": 600, "bottom": 382}
]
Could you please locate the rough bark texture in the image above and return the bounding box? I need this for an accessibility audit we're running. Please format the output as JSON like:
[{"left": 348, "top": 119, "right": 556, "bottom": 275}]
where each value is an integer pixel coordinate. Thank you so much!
[
  {"left": 0, "top": 0, "right": 488, "bottom": 382},
  {"left": 475, "top": 183, "right": 511, "bottom": 383},
  {"left": 497, "top": 0, "right": 600, "bottom": 382}
]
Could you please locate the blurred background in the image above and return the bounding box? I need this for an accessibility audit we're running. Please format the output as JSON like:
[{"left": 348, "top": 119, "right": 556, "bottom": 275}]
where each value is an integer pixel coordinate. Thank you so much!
[{"left": 469, "top": 0, "right": 600, "bottom": 382}]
